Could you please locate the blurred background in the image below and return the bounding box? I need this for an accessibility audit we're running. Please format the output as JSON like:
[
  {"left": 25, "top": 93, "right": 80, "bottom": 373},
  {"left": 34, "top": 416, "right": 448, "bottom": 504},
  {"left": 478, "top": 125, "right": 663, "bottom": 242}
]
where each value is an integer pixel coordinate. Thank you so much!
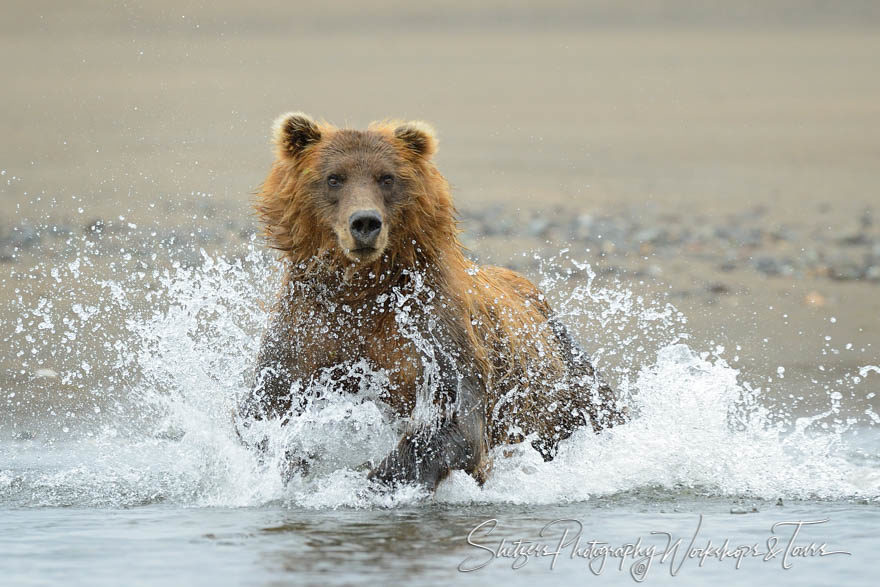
[{"left": 2, "top": 1, "right": 879, "bottom": 420}]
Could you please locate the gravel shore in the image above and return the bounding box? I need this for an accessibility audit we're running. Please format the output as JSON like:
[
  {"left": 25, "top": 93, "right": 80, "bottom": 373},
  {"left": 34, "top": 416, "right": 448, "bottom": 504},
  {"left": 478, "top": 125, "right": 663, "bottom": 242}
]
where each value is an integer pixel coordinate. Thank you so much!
[{"left": 4, "top": 201, "right": 878, "bottom": 286}]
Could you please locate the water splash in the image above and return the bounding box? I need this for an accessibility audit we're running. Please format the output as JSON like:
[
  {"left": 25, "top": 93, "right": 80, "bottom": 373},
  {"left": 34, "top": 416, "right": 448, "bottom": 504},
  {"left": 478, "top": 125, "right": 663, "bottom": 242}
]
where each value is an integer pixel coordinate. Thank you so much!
[{"left": 1, "top": 237, "right": 878, "bottom": 508}]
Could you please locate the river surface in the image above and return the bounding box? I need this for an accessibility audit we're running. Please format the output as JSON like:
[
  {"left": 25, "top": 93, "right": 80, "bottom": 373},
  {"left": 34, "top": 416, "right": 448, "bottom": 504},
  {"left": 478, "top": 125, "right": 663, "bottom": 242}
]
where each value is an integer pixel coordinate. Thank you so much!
[{"left": 1, "top": 450, "right": 878, "bottom": 587}]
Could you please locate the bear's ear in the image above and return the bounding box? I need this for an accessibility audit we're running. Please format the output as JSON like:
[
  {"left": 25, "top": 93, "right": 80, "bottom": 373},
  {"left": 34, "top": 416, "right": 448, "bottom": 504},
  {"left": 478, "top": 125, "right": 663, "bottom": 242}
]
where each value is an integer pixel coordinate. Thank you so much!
[
  {"left": 394, "top": 121, "right": 437, "bottom": 159},
  {"left": 273, "top": 112, "right": 322, "bottom": 158}
]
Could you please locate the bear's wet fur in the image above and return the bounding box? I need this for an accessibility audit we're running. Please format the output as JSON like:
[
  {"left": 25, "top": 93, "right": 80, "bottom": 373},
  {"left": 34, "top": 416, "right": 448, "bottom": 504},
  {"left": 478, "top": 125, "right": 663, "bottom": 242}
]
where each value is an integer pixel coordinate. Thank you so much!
[{"left": 236, "top": 113, "right": 625, "bottom": 489}]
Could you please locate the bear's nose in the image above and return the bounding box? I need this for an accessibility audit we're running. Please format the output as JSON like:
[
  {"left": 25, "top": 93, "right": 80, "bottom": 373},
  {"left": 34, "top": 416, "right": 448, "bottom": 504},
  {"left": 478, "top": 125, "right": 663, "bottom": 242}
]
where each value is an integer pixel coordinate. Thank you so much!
[{"left": 349, "top": 210, "right": 383, "bottom": 247}]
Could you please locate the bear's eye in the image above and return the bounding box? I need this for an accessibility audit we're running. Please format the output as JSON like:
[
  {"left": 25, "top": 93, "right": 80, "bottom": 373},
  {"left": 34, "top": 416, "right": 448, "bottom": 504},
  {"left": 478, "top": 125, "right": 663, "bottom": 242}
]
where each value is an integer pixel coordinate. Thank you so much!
[
  {"left": 379, "top": 174, "right": 394, "bottom": 187},
  {"left": 327, "top": 174, "right": 342, "bottom": 187}
]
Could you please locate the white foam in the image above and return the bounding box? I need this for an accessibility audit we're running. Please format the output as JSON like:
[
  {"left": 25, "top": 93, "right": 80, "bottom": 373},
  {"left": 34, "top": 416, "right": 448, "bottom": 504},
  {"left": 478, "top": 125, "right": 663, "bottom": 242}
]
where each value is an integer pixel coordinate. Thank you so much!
[{"left": 2, "top": 243, "right": 878, "bottom": 508}]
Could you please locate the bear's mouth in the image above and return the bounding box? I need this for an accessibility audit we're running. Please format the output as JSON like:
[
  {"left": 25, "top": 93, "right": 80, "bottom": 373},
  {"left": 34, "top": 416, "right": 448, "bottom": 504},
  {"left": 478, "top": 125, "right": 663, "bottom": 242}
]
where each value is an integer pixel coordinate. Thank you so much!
[{"left": 348, "top": 247, "right": 380, "bottom": 261}]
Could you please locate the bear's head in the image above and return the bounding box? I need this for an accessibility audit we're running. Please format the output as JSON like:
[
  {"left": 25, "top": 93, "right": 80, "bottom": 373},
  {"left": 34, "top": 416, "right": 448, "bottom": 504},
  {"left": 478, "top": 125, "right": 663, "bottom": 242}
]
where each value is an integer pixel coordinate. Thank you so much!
[{"left": 257, "top": 113, "right": 457, "bottom": 273}]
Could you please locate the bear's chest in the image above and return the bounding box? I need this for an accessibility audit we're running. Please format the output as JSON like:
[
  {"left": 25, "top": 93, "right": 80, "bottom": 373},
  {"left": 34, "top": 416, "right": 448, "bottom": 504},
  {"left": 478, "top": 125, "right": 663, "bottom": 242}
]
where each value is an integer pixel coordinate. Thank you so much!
[{"left": 287, "top": 298, "right": 425, "bottom": 413}]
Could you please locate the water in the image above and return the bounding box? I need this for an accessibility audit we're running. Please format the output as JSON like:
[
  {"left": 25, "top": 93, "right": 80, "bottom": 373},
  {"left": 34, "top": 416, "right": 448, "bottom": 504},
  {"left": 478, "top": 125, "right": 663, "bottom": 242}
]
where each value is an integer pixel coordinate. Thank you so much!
[{"left": 1, "top": 237, "right": 879, "bottom": 585}]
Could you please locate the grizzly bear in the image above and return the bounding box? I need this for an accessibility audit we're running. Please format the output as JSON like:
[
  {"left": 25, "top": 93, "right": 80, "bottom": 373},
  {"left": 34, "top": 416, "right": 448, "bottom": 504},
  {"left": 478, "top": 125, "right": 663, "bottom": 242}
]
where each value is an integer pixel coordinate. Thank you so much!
[{"left": 236, "top": 113, "right": 624, "bottom": 490}]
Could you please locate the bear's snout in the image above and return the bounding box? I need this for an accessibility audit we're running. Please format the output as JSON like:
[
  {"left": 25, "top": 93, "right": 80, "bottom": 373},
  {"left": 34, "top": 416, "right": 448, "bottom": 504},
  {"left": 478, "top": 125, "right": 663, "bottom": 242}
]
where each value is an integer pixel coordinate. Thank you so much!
[{"left": 349, "top": 210, "right": 383, "bottom": 249}]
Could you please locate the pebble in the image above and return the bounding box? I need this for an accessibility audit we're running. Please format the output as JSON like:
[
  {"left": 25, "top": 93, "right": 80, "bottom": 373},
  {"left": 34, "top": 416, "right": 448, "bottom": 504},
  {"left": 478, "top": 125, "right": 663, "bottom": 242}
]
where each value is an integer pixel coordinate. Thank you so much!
[
  {"left": 717, "top": 226, "right": 762, "bottom": 247},
  {"left": 17, "top": 224, "right": 40, "bottom": 246},
  {"left": 85, "top": 219, "right": 106, "bottom": 236},
  {"left": 526, "top": 218, "right": 550, "bottom": 237},
  {"left": 238, "top": 226, "right": 257, "bottom": 240},
  {"left": 633, "top": 227, "right": 666, "bottom": 244},
  {"left": 730, "top": 506, "right": 759, "bottom": 514},
  {"left": 828, "top": 262, "right": 864, "bottom": 281},
  {"left": 34, "top": 368, "right": 59, "bottom": 379},
  {"left": 769, "top": 226, "right": 794, "bottom": 241},
  {"left": 804, "top": 291, "right": 827, "bottom": 307},
  {"left": 836, "top": 231, "right": 869, "bottom": 246},
  {"left": 572, "top": 213, "right": 594, "bottom": 239},
  {"left": 753, "top": 256, "right": 782, "bottom": 276}
]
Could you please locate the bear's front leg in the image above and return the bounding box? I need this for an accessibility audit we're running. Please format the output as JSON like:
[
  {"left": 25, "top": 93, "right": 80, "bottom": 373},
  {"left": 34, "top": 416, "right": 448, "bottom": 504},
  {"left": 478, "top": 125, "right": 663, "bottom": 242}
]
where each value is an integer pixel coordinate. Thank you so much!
[
  {"left": 367, "top": 420, "right": 472, "bottom": 490},
  {"left": 368, "top": 372, "right": 490, "bottom": 490},
  {"left": 235, "top": 308, "right": 315, "bottom": 481}
]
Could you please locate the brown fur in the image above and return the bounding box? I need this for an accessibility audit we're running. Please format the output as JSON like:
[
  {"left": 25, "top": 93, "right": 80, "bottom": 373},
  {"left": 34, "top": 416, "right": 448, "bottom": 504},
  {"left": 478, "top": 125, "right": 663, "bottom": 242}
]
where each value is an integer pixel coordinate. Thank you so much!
[{"left": 238, "top": 113, "right": 624, "bottom": 490}]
